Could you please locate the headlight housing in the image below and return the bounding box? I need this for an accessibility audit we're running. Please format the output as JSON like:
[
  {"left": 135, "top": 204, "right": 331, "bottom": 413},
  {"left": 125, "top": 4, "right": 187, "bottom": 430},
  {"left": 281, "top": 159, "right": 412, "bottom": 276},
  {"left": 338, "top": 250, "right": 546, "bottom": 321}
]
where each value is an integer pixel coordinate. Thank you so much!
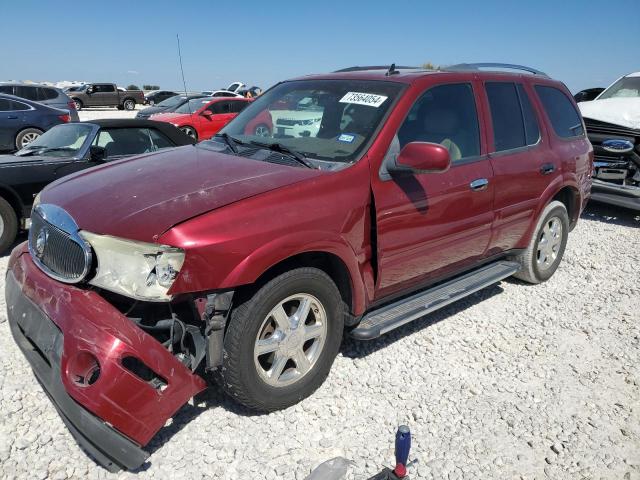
[{"left": 80, "top": 232, "right": 185, "bottom": 302}]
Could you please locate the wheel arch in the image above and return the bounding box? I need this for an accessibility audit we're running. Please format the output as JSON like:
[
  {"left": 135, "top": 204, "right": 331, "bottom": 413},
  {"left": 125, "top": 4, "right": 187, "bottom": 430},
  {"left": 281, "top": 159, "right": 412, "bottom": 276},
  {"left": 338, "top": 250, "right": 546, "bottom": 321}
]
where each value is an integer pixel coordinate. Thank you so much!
[
  {"left": 0, "top": 184, "right": 25, "bottom": 224},
  {"left": 552, "top": 185, "right": 580, "bottom": 229}
]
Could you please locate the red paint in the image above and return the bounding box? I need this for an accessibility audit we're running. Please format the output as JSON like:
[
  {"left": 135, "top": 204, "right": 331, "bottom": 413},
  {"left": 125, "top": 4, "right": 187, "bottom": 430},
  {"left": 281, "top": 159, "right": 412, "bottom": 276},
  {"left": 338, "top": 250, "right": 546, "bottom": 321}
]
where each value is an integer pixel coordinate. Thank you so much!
[
  {"left": 9, "top": 244, "right": 206, "bottom": 446},
  {"left": 152, "top": 97, "right": 251, "bottom": 140},
  {"left": 12, "top": 68, "right": 592, "bottom": 452}
]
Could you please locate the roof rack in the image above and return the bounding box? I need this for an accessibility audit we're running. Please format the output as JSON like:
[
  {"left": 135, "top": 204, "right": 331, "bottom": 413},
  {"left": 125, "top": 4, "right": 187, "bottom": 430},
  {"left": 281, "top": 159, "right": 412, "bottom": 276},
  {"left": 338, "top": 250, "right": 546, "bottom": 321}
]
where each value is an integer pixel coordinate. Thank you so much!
[
  {"left": 446, "top": 63, "right": 548, "bottom": 77},
  {"left": 334, "top": 65, "right": 421, "bottom": 73}
]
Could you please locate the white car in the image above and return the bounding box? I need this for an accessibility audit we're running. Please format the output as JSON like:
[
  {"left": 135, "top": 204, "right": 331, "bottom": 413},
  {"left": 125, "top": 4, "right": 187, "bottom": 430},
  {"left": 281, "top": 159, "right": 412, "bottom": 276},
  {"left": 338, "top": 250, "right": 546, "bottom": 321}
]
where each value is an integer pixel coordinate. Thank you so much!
[
  {"left": 202, "top": 90, "right": 243, "bottom": 98},
  {"left": 578, "top": 72, "right": 640, "bottom": 210}
]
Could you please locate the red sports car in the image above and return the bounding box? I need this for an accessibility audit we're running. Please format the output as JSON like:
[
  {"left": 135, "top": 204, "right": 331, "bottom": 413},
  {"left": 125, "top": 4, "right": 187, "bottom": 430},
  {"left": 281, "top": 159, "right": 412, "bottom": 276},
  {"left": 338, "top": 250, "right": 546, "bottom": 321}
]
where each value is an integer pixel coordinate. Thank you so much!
[{"left": 151, "top": 97, "right": 251, "bottom": 141}]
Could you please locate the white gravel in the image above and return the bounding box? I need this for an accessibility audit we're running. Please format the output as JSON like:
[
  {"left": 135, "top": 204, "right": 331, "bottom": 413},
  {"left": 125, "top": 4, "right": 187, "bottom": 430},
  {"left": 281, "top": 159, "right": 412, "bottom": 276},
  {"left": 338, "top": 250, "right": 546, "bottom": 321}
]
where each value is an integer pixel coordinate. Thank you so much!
[{"left": 1, "top": 200, "right": 639, "bottom": 479}]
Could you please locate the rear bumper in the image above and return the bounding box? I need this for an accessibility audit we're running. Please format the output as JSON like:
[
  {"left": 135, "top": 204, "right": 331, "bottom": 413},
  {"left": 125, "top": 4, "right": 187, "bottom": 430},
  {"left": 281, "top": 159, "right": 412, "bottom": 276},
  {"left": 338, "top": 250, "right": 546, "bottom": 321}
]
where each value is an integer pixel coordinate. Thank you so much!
[
  {"left": 591, "top": 180, "right": 640, "bottom": 211},
  {"left": 6, "top": 244, "right": 207, "bottom": 471}
]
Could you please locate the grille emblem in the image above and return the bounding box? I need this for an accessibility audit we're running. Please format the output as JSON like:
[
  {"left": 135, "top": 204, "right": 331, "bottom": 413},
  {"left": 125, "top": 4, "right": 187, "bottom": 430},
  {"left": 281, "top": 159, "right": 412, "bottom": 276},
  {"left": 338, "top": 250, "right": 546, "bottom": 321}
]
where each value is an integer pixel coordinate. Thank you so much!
[
  {"left": 35, "top": 228, "right": 49, "bottom": 258},
  {"left": 602, "top": 139, "right": 634, "bottom": 154}
]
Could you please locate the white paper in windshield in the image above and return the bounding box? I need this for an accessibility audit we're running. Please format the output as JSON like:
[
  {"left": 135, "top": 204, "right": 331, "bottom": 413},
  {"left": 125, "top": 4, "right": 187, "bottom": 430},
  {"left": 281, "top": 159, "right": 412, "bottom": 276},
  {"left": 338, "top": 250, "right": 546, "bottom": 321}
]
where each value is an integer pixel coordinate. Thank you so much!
[{"left": 339, "top": 92, "right": 388, "bottom": 108}]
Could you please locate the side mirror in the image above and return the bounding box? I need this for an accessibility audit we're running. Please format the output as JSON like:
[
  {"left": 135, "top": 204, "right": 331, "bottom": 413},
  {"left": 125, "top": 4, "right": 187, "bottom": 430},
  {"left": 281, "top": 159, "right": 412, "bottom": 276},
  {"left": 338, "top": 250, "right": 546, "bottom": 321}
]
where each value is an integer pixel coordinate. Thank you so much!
[
  {"left": 201, "top": 110, "right": 214, "bottom": 118},
  {"left": 89, "top": 145, "right": 106, "bottom": 162},
  {"left": 388, "top": 142, "right": 451, "bottom": 175}
]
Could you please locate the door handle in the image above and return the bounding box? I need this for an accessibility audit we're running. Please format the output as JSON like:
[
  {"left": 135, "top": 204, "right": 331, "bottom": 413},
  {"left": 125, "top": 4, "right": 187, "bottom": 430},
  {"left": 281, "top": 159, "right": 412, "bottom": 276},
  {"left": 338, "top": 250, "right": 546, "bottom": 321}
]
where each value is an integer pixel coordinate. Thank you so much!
[
  {"left": 469, "top": 178, "right": 489, "bottom": 191},
  {"left": 6, "top": 115, "right": 18, "bottom": 119},
  {"left": 540, "top": 163, "right": 555, "bottom": 175}
]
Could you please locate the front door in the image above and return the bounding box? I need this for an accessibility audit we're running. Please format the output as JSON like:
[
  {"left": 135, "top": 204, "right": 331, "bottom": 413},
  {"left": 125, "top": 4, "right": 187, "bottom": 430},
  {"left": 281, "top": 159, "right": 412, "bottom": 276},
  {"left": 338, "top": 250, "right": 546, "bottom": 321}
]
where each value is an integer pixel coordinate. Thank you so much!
[
  {"left": 371, "top": 81, "right": 495, "bottom": 299},
  {"left": 92, "top": 84, "right": 116, "bottom": 106}
]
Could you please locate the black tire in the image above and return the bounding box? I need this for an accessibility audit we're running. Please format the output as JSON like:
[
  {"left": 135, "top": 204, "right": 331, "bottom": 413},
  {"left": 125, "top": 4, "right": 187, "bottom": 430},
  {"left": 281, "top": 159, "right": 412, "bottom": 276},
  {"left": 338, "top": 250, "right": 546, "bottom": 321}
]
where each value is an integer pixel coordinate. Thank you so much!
[
  {"left": 123, "top": 99, "right": 136, "bottom": 110},
  {"left": 180, "top": 126, "right": 198, "bottom": 141},
  {"left": 511, "top": 200, "right": 569, "bottom": 284},
  {"left": 217, "top": 267, "right": 345, "bottom": 412},
  {"left": 0, "top": 197, "right": 19, "bottom": 254},
  {"left": 116, "top": 105, "right": 124, "bottom": 110},
  {"left": 15, "top": 128, "right": 43, "bottom": 150},
  {"left": 72, "top": 98, "right": 82, "bottom": 111}
]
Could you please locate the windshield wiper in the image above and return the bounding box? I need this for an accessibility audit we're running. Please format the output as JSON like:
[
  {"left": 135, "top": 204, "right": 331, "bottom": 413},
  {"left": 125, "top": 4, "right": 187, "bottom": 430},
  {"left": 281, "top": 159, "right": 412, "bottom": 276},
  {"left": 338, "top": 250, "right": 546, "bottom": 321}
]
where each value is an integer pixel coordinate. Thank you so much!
[
  {"left": 248, "top": 140, "right": 315, "bottom": 169},
  {"left": 214, "top": 132, "right": 244, "bottom": 153}
]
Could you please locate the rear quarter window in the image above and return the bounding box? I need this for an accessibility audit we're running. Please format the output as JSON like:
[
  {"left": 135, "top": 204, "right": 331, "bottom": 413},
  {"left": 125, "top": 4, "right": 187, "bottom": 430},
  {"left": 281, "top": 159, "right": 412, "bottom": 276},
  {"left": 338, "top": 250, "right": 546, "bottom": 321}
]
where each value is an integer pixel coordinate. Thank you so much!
[
  {"left": 535, "top": 85, "right": 584, "bottom": 138},
  {"left": 39, "top": 88, "right": 59, "bottom": 100}
]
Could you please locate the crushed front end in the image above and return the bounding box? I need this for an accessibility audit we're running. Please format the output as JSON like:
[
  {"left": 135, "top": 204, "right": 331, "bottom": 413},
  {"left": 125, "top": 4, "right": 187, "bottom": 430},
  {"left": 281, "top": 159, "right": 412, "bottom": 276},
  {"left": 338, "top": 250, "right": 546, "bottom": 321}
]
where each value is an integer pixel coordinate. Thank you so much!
[
  {"left": 584, "top": 118, "right": 640, "bottom": 210},
  {"left": 5, "top": 204, "right": 214, "bottom": 471}
]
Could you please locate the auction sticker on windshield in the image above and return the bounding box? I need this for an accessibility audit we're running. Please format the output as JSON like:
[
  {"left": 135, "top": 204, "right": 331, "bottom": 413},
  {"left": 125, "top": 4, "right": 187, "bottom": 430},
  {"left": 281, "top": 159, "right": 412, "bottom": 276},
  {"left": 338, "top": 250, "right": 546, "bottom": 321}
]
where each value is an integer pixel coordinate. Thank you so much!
[{"left": 339, "top": 92, "right": 388, "bottom": 107}]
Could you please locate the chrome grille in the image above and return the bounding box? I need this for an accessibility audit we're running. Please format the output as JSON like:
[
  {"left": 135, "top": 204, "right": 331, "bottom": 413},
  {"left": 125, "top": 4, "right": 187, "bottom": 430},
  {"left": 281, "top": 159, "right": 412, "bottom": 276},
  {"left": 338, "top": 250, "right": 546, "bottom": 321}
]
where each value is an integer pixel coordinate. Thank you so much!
[{"left": 29, "top": 205, "right": 92, "bottom": 284}]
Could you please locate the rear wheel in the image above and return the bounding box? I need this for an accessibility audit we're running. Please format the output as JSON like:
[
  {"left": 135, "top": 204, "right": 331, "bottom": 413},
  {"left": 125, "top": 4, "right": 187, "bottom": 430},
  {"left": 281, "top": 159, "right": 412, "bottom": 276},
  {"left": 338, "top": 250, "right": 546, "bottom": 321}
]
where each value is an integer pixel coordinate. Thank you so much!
[
  {"left": 180, "top": 126, "right": 198, "bottom": 140},
  {"left": 72, "top": 98, "right": 83, "bottom": 111},
  {"left": 123, "top": 99, "right": 136, "bottom": 110},
  {"left": 0, "top": 197, "right": 18, "bottom": 254},
  {"left": 217, "top": 268, "right": 344, "bottom": 411},
  {"left": 15, "top": 128, "right": 43, "bottom": 150},
  {"left": 511, "top": 200, "right": 569, "bottom": 284}
]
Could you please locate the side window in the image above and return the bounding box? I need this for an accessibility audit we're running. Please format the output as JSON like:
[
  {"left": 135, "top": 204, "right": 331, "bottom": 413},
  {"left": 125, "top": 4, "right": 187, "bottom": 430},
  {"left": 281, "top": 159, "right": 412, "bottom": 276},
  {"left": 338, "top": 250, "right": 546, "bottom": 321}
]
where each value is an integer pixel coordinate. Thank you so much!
[
  {"left": 212, "top": 101, "right": 232, "bottom": 114},
  {"left": 95, "top": 128, "right": 153, "bottom": 157},
  {"left": 398, "top": 83, "right": 480, "bottom": 162},
  {"left": 486, "top": 82, "right": 526, "bottom": 152},
  {"left": 40, "top": 88, "right": 58, "bottom": 100},
  {"left": 10, "top": 100, "right": 31, "bottom": 111},
  {"left": 0, "top": 99, "right": 12, "bottom": 111},
  {"left": 95, "top": 84, "right": 115, "bottom": 93},
  {"left": 517, "top": 85, "right": 540, "bottom": 145},
  {"left": 14, "top": 86, "right": 39, "bottom": 101},
  {"left": 146, "top": 129, "right": 174, "bottom": 149},
  {"left": 0, "top": 86, "right": 13, "bottom": 94},
  {"left": 230, "top": 100, "right": 248, "bottom": 113},
  {"left": 535, "top": 85, "right": 584, "bottom": 138}
]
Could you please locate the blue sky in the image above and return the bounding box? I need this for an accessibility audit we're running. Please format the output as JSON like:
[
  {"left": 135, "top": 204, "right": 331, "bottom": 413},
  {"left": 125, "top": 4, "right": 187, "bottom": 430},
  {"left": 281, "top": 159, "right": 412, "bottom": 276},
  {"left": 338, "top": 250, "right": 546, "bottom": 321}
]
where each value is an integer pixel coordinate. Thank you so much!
[{"left": 1, "top": 0, "right": 637, "bottom": 93}]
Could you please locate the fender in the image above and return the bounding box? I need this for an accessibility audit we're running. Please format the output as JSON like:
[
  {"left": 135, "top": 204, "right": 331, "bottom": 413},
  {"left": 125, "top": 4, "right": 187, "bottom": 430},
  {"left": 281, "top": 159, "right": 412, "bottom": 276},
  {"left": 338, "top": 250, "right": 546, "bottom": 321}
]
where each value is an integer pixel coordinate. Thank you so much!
[{"left": 0, "top": 182, "right": 27, "bottom": 218}]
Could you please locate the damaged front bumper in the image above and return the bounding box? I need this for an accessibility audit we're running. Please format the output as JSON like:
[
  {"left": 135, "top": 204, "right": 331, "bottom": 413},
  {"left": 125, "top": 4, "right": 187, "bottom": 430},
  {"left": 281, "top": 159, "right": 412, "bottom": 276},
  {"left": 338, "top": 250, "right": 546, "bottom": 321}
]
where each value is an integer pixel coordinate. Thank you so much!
[{"left": 6, "top": 244, "right": 207, "bottom": 472}]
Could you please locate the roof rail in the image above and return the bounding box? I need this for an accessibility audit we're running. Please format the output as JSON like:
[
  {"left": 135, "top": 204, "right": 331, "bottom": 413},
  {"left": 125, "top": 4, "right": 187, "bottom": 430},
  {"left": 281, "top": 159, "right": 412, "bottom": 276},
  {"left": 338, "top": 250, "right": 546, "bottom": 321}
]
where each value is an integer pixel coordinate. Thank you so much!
[
  {"left": 446, "top": 63, "right": 548, "bottom": 77},
  {"left": 334, "top": 65, "right": 421, "bottom": 73}
]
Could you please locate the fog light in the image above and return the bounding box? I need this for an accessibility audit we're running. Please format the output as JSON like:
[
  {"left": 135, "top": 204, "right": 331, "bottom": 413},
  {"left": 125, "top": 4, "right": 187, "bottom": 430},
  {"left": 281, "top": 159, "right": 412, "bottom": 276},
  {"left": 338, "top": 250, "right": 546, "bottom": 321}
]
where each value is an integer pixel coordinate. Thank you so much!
[{"left": 67, "top": 352, "right": 101, "bottom": 387}]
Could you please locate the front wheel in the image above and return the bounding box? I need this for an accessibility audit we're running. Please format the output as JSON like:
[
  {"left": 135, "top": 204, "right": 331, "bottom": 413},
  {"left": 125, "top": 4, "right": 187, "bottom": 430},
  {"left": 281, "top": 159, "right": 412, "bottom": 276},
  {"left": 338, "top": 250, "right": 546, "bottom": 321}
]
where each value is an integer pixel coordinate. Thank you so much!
[
  {"left": 0, "top": 196, "right": 18, "bottom": 254},
  {"left": 511, "top": 200, "right": 569, "bottom": 284},
  {"left": 217, "top": 268, "right": 345, "bottom": 412},
  {"left": 123, "top": 99, "right": 136, "bottom": 110}
]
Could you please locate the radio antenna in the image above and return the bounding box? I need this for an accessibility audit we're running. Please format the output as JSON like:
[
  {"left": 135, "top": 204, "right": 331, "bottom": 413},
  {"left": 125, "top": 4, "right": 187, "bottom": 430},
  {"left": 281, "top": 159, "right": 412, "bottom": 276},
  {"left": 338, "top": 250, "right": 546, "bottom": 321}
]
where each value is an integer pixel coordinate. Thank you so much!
[{"left": 176, "top": 33, "right": 193, "bottom": 115}]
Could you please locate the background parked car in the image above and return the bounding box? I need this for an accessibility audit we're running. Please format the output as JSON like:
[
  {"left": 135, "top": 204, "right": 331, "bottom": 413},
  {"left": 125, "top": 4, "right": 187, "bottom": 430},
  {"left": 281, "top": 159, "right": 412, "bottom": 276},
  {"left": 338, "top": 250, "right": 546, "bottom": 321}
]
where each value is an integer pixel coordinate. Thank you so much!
[
  {"left": 0, "top": 118, "right": 194, "bottom": 252},
  {"left": 0, "top": 93, "right": 70, "bottom": 152},
  {"left": 151, "top": 97, "right": 251, "bottom": 140},
  {"left": 0, "top": 83, "right": 79, "bottom": 121},
  {"left": 68, "top": 83, "right": 145, "bottom": 111},
  {"left": 136, "top": 94, "right": 207, "bottom": 119},
  {"left": 574, "top": 87, "right": 605, "bottom": 103},
  {"left": 579, "top": 72, "right": 640, "bottom": 210},
  {"left": 144, "top": 90, "right": 179, "bottom": 105}
]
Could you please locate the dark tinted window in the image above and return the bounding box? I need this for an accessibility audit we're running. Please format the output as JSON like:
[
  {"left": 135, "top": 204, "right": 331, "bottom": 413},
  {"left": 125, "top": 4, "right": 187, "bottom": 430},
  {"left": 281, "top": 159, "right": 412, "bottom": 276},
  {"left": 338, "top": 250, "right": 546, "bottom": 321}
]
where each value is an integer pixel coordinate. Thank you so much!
[
  {"left": 212, "top": 101, "right": 232, "bottom": 114},
  {"left": 230, "top": 100, "right": 248, "bottom": 113},
  {"left": 517, "top": 85, "right": 540, "bottom": 145},
  {"left": 398, "top": 83, "right": 480, "bottom": 161},
  {"left": 10, "top": 100, "right": 31, "bottom": 111},
  {"left": 14, "top": 86, "right": 39, "bottom": 101},
  {"left": 535, "top": 85, "right": 584, "bottom": 137},
  {"left": 94, "top": 84, "right": 115, "bottom": 93},
  {"left": 486, "top": 82, "right": 526, "bottom": 151},
  {"left": 39, "top": 88, "right": 58, "bottom": 100},
  {"left": 94, "top": 127, "right": 175, "bottom": 157},
  {"left": 0, "top": 99, "right": 12, "bottom": 111},
  {"left": 0, "top": 86, "right": 12, "bottom": 94}
]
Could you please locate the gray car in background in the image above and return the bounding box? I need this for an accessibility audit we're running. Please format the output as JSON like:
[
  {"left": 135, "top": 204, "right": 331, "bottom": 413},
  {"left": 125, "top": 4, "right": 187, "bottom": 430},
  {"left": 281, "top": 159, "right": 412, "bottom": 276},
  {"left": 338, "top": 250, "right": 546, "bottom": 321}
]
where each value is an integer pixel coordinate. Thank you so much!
[{"left": 0, "top": 83, "right": 79, "bottom": 121}]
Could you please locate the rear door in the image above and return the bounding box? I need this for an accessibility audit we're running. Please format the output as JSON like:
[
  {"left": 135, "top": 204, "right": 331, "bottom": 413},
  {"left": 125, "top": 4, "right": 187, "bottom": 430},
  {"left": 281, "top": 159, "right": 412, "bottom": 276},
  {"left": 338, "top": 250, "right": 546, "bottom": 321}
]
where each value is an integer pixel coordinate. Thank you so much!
[
  {"left": 481, "top": 80, "right": 550, "bottom": 254},
  {"left": 372, "top": 81, "right": 495, "bottom": 298},
  {"left": 0, "top": 98, "right": 24, "bottom": 149}
]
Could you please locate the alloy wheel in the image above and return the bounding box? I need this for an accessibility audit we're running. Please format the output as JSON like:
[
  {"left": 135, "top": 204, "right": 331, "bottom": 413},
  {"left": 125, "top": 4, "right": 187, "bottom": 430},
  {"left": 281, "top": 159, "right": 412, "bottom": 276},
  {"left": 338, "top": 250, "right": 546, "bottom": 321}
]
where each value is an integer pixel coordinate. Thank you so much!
[
  {"left": 253, "top": 294, "right": 327, "bottom": 387},
  {"left": 20, "top": 132, "right": 40, "bottom": 148},
  {"left": 537, "top": 217, "right": 563, "bottom": 270}
]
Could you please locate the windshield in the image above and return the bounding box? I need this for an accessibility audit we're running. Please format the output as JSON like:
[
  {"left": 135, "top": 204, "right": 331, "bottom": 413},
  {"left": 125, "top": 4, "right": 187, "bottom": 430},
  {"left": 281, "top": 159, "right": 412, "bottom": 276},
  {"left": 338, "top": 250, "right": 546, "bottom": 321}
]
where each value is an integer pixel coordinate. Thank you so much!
[
  {"left": 157, "top": 95, "right": 187, "bottom": 107},
  {"left": 599, "top": 76, "right": 640, "bottom": 100},
  {"left": 16, "top": 123, "right": 94, "bottom": 157},
  {"left": 215, "top": 79, "right": 403, "bottom": 163},
  {"left": 174, "top": 98, "right": 212, "bottom": 114}
]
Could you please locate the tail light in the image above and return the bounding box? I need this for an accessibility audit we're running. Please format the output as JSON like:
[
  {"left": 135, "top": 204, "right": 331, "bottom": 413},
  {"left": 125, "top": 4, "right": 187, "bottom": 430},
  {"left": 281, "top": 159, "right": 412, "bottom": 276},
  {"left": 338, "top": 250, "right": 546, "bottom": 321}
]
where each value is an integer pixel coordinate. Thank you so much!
[
  {"left": 58, "top": 114, "right": 71, "bottom": 123},
  {"left": 67, "top": 100, "right": 77, "bottom": 111}
]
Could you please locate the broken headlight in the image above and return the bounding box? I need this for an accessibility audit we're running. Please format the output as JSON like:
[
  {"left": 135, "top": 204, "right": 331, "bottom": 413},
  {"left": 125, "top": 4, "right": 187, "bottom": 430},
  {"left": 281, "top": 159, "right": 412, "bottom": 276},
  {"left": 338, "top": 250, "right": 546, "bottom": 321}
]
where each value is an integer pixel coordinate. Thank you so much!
[{"left": 80, "top": 232, "right": 185, "bottom": 302}]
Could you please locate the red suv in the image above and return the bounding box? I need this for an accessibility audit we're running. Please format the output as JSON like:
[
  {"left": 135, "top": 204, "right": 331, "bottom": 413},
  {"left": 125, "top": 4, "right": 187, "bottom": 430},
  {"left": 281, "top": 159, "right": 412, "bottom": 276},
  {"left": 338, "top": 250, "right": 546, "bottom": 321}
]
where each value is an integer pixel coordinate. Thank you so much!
[{"left": 6, "top": 64, "right": 592, "bottom": 471}]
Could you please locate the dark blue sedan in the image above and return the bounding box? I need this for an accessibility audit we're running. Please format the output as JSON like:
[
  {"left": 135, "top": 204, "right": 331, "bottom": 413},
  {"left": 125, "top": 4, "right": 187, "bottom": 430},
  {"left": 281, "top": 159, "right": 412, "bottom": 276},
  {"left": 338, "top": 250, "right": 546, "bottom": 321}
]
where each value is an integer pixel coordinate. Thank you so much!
[{"left": 0, "top": 93, "right": 70, "bottom": 151}]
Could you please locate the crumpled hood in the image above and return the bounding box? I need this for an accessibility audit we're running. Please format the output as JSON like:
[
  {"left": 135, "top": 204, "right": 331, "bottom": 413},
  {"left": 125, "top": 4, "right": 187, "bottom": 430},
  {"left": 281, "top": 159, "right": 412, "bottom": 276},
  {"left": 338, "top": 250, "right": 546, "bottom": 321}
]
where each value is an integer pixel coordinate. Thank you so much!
[
  {"left": 40, "top": 145, "right": 323, "bottom": 242},
  {"left": 579, "top": 98, "right": 640, "bottom": 130}
]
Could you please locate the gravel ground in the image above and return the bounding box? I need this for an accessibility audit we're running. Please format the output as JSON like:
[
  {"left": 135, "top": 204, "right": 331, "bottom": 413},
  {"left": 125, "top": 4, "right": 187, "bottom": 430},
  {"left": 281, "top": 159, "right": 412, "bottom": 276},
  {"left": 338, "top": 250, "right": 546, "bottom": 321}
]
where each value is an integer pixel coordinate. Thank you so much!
[{"left": 1, "top": 202, "right": 638, "bottom": 480}]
